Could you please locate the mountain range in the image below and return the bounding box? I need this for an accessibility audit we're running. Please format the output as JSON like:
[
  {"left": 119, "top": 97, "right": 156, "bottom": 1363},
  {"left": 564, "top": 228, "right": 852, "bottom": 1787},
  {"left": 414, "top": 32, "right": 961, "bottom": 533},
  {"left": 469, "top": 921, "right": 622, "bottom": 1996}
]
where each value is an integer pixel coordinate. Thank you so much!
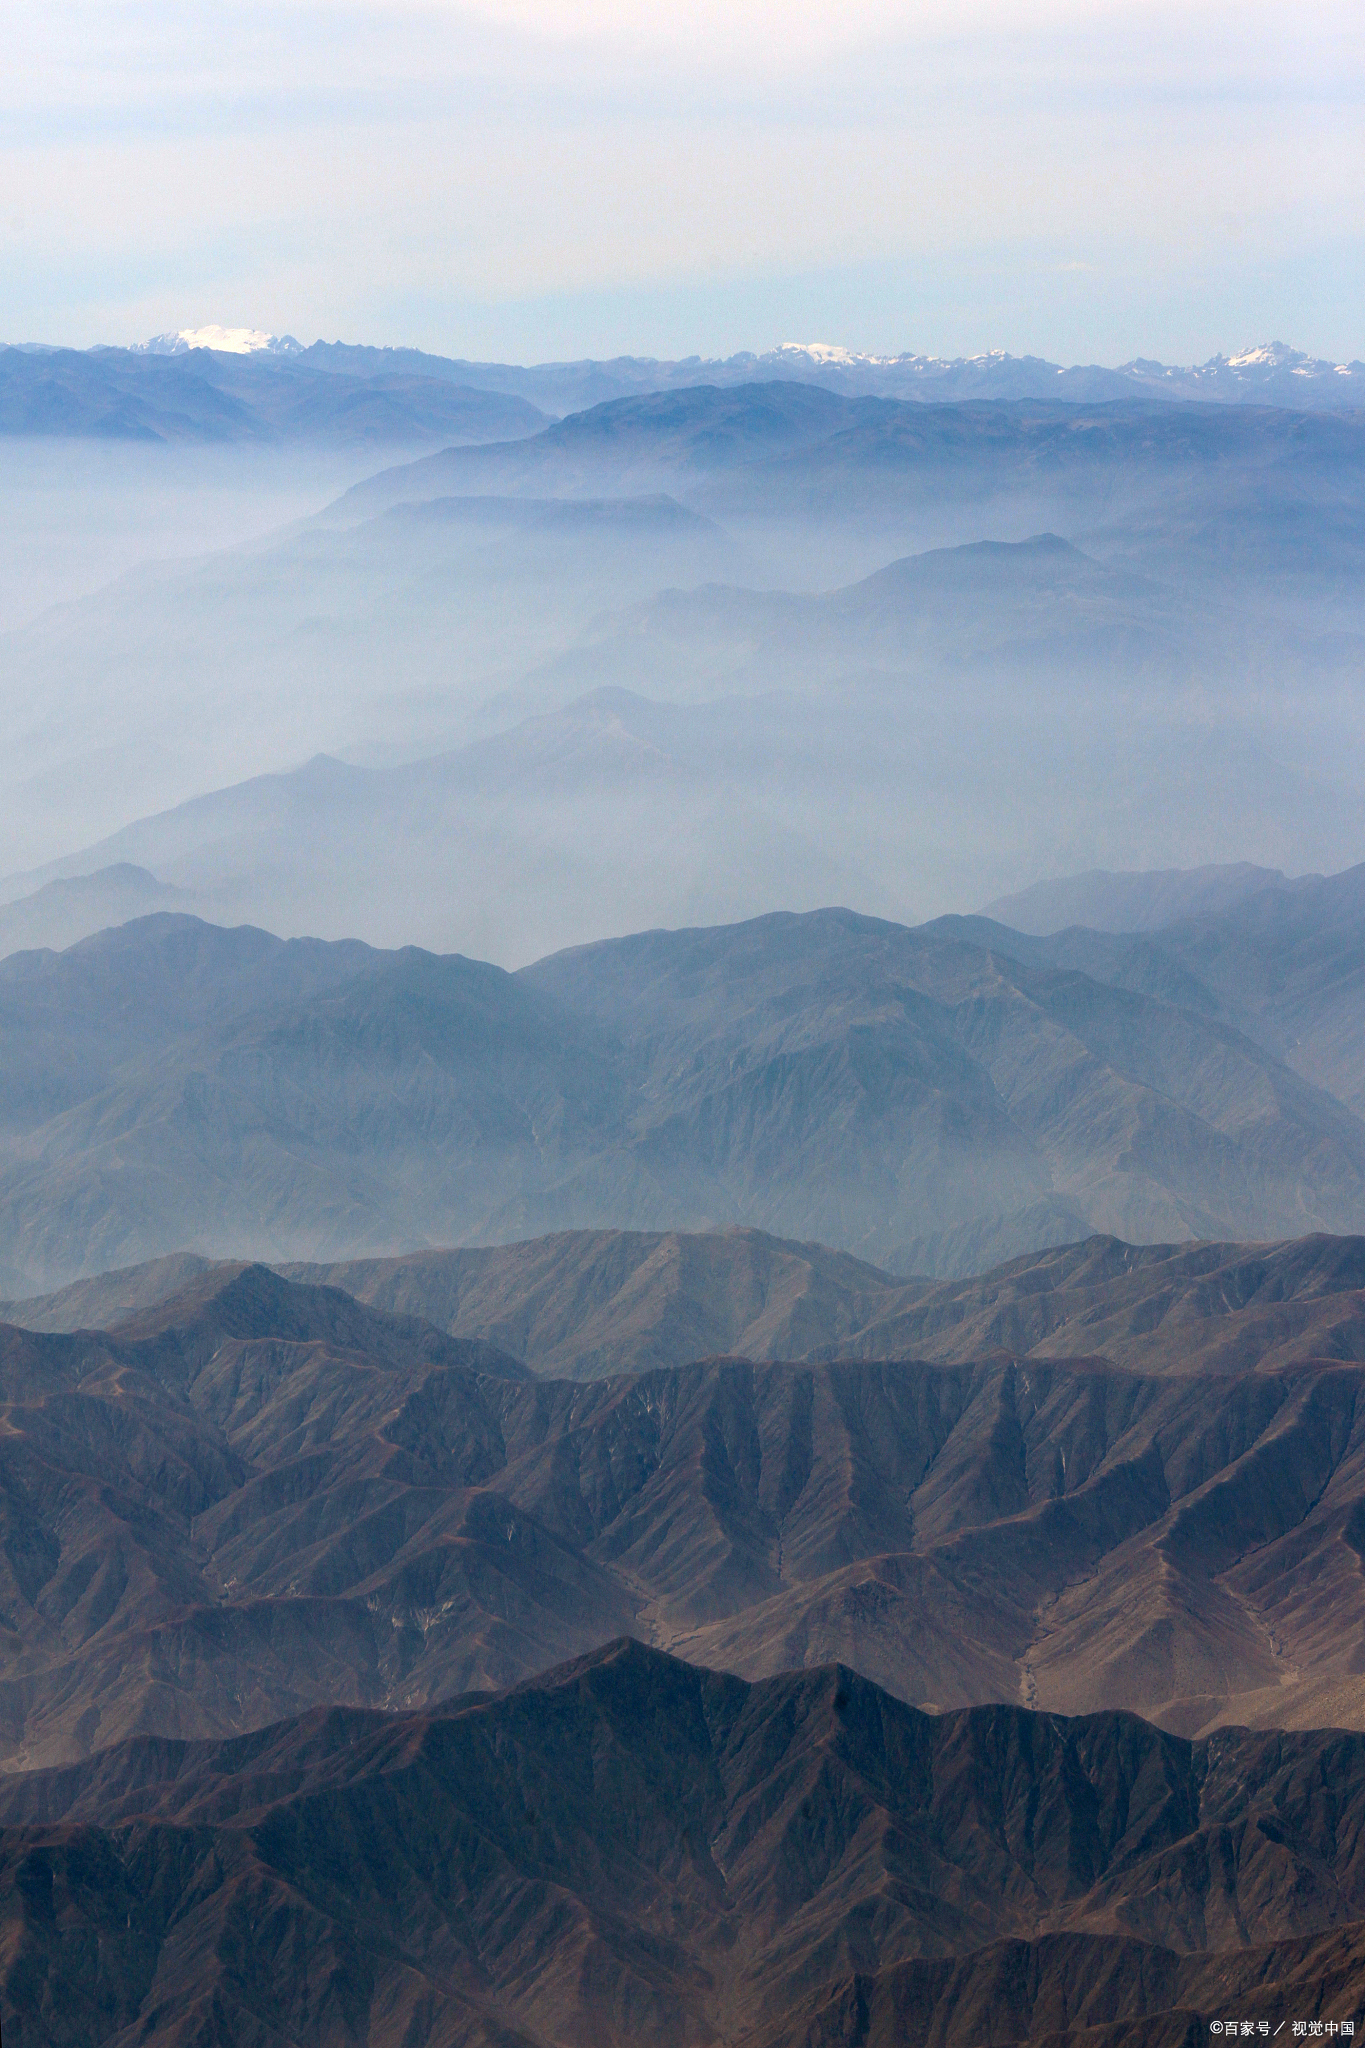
[
  {"left": 4, "top": 1636, "right": 1365, "bottom": 2046},
  {"left": 7, "top": 337, "right": 1364, "bottom": 440},
  {"left": 4, "top": 381, "right": 1361, "bottom": 928},
  {"left": 5, "top": 1250, "right": 1365, "bottom": 1772},
  {"left": 4, "top": 317, "right": 1365, "bottom": 2040},
  {"left": 4, "top": 899, "right": 1365, "bottom": 1294},
  {"left": 290, "top": 1226, "right": 1365, "bottom": 1382},
  {"left": 0, "top": 345, "right": 549, "bottom": 447},
  {"left": 7, "top": 1217, "right": 1365, "bottom": 1386}
]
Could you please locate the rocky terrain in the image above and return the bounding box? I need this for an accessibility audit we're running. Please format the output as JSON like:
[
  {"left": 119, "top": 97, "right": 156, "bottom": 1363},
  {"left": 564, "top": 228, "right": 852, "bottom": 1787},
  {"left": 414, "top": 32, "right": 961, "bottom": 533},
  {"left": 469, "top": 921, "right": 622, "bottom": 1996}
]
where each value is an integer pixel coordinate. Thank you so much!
[
  {"left": 3, "top": 1639, "right": 1365, "bottom": 2045},
  {"left": 3, "top": 1260, "right": 1365, "bottom": 1773},
  {"left": 10, "top": 1216, "right": 1365, "bottom": 1381}
]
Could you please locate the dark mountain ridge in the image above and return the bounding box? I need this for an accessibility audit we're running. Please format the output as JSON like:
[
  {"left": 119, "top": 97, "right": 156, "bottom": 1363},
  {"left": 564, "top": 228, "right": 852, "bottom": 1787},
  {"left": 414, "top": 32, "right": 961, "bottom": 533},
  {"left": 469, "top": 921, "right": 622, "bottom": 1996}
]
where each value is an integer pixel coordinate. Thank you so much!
[{"left": 3, "top": 1639, "right": 1365, "bottom": 2045}]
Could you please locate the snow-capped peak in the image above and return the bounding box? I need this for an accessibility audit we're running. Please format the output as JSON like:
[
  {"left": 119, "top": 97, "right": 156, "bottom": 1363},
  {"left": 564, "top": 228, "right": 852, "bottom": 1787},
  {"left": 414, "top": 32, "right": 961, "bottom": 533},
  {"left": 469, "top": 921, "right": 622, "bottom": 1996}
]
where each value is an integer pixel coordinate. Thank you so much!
[
  {"left": 774, "top": 341, "right": 866, "bottom": 366},
  {"left": 136, "top": 326, "right": 302, "bottom": 356},
  {"left": 1226, "top": 342, "right": 1301, "bottom": 369}
]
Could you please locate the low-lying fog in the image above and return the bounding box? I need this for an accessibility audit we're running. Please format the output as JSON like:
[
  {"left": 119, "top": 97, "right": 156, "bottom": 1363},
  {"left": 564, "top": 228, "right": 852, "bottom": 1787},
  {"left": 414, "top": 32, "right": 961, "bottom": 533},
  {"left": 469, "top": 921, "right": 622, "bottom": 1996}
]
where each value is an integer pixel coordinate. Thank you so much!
[
  {"left": 3, "top": 385, "right": 1363, "bottom": 962},
  {"left": 0, "top": 441, "right": 378, "bottom": 634}
]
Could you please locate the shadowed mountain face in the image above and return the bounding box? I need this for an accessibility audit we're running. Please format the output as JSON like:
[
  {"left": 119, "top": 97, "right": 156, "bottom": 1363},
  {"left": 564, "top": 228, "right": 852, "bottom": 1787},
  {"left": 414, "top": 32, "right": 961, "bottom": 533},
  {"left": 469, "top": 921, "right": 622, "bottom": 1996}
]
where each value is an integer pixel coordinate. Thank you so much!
[
  {"left": 3, "top": 1639, "right": 1365, "bottom": 2046},
  {"left": 4, "top": 1261, "right": 1365, "bottom": 1765},
  {"left": 3, "top": 909, "right": 1365, "bottom": 1296}
]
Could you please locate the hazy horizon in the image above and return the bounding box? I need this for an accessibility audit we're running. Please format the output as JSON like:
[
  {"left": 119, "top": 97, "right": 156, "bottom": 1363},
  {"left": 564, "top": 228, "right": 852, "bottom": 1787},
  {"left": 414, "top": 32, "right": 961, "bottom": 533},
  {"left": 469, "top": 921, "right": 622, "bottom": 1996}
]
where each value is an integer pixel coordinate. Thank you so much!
[{"left": 7, "top": 0, "right": 1361, "bottom": 362}]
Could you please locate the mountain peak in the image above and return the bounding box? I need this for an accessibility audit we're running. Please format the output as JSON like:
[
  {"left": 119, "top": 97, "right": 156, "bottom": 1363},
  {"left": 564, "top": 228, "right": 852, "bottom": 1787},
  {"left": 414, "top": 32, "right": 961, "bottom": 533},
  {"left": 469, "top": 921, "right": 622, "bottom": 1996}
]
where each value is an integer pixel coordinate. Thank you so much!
[{"left": 135, "top": 326, "right": 303, "bottom": 357}]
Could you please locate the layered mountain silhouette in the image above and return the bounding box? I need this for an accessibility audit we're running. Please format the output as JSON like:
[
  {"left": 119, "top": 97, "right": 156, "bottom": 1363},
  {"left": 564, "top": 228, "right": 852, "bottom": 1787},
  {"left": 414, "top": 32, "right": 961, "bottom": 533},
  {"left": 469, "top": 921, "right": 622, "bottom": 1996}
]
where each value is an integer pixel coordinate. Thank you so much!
[
  {"left": 4, "top": 1258, "right": 1365, "bottom": 1768},
  {"left": 7, "top": 387, "right": 1363, "bottom": 928},
  {"left": 11, "top": 337, "right": 1365, "bottom": 445},
  {"left": 0, "top": 864, "right": 183, "bottom": 958},
  {"left": 0, "top": 345, "right": 548, "bottom": 446},
  {"left": 982, "top": 860, "right": 1295, "bottom": 934},
  {"left": 954, "top": 864, "right": 1365, "bottom": 1123},
  {"left": 5, "top": 350, "right": 1365, "bottom": 2040},
  {"left": 3, "top": 909, "right": 1365, "bottom": 1294},
  {"left": 333, "top": 386, "right": 1365, "bottom": 590},
  {"left": 0, "top": 489, "right": 750, "bottom": 880},
  {"left": 3, "top": 1638, "right": 1365, "bottom": 2044},
  {"left": 10, "top": 1221, "right": 1365, "bottom": 1384},
  {"left": 293, "top": 1226, "right": 1365, "bottom": 1381}
]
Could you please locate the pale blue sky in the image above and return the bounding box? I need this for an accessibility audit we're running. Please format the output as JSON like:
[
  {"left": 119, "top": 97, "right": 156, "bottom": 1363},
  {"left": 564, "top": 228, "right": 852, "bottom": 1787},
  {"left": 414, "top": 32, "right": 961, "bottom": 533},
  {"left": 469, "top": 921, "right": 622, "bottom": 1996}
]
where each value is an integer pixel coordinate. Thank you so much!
[{"left": 5, "top": 0, "right": 1362, "bottom": 363}]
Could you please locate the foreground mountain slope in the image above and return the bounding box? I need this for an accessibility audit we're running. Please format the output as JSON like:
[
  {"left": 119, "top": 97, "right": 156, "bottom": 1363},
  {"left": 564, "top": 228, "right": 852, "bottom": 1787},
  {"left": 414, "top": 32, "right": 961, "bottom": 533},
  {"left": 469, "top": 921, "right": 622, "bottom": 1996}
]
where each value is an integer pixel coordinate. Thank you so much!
[
  {"left": 3, "top": 1640, "right": 1365, "bottom": 2046},
  {"left": 4, "top": 1260, "right": 1365, "bottom": 1762}
]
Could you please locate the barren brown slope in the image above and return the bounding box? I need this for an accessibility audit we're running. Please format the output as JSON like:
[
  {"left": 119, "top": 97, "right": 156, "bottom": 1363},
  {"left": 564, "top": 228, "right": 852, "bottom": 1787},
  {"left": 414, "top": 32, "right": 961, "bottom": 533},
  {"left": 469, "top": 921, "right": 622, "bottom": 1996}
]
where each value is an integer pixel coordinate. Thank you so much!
[
  {"left": 12, "top": 1227, "right": 1365, "bottom": 1384},
  {"left": 288, "top": 1226, "right": 1365, "bottom": 1380},
  {"left": 836, "top": 1230, "right": 1365, "bottom": 1374},
  {"left": 5, "top": 1263, "right": 1365, "bottom": 1765},
  {"left": 283, "top": 1226, "right": 925, "bottom": 1378},
  {"left": 2, "top": 1641, "right": 1365, "bottom": 2047}
]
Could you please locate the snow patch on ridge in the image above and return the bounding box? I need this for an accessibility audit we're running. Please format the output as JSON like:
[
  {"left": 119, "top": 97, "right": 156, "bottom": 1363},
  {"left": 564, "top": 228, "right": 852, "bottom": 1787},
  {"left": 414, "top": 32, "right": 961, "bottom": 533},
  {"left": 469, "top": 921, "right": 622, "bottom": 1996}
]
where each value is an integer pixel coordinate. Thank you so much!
[{"left": 137, "top": 327, "right": 302, "bottom": 356}]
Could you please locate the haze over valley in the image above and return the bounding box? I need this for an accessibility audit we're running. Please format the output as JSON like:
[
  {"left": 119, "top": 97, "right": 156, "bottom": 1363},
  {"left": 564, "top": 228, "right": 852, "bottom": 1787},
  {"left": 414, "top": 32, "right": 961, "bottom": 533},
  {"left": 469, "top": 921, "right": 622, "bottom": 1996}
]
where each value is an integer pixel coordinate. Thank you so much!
[{"left": 4, "top": 359, "right": 1364, "bottom": 952}]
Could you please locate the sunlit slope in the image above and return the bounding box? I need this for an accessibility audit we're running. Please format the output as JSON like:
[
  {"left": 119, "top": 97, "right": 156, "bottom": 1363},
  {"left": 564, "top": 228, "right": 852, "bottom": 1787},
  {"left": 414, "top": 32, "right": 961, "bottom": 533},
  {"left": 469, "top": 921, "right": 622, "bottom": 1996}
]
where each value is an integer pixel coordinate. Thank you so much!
[{"left": 3, "top": 1270, "right": 1365, "bottom": 1760}]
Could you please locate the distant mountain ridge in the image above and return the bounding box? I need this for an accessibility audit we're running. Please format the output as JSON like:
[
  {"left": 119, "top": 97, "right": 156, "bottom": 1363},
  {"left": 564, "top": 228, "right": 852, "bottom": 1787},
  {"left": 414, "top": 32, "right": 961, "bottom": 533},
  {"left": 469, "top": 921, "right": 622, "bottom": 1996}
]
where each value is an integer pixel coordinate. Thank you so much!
[
  {"left": 8, "top": 505, "right": 1360, "bottom": 953},
  {"left": 288, "top": 1226, "right": 1365, "bottom": 1380},
  {"left": 0, "top": 344, "right": 549, "bottom": 446},
  {"left": 959, "top": 862, "right": 1365, "bottom": 1123},
  {"left": 983, "top": 862, "right": 1295, "bottom": 934},
  {"left": 12, "top": 1224, "right": 1365, "bottom": 1388},
  {"left": 9, "top": 336, "right": 1363, "bottom": 429}
]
